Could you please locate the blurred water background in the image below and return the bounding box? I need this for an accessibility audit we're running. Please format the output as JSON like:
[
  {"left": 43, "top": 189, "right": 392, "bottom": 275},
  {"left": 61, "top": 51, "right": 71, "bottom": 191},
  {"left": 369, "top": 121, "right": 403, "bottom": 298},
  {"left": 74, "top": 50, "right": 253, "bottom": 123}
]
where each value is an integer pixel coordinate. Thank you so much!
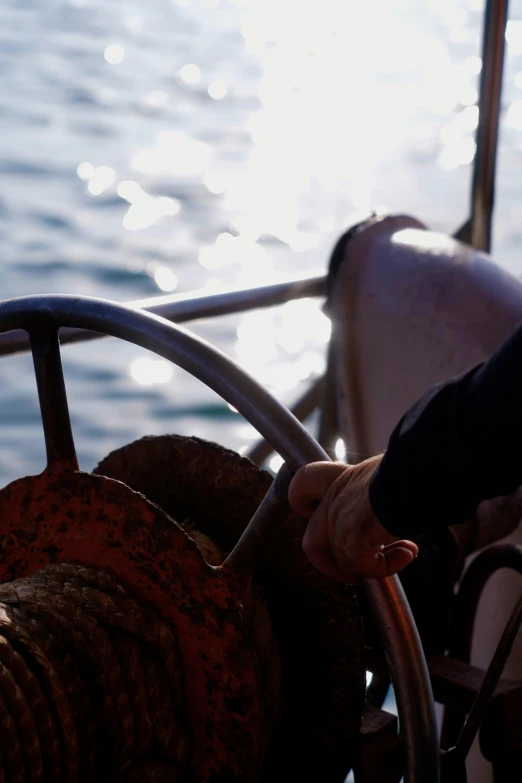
[{"left": 1, "top": 0, "right": 522, "bottom": 483}]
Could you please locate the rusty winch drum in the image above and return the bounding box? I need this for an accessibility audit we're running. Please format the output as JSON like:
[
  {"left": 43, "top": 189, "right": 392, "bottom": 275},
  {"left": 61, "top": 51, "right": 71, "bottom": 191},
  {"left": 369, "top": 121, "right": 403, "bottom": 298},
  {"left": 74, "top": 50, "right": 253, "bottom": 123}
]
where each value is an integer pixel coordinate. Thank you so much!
[{"left": 0, "top": 295, "right": 439, "bottom": 783}]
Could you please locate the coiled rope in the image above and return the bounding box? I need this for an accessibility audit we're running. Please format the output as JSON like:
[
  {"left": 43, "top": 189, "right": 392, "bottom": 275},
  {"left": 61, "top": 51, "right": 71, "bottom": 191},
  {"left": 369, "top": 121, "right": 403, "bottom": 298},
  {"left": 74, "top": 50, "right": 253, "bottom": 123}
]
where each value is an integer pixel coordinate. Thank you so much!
[{"left": 0, "top": 562, "right": 188, "bottom": 783}]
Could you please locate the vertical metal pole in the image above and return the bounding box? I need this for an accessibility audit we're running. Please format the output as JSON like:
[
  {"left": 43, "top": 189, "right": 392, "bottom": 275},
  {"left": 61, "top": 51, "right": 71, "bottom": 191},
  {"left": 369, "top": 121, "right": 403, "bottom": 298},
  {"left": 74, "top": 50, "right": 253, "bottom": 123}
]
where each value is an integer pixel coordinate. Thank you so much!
[
  {"left": 29, "top": 327, "right": 79, "bottom": 473},
  {"left": 469, "top": 0, "right": 509, "bottom": 252},
  {"left": 317, "top": 342, "right": 340, "bottom": 458}
]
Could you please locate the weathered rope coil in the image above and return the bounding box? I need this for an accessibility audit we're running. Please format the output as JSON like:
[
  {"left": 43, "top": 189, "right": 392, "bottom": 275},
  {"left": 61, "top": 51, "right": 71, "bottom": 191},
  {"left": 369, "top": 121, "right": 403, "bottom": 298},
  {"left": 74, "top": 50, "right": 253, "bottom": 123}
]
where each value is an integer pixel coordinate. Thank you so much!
[
  {"left": 0, "top": 436, "right": 367, "bottom": 782},
  {"left": 0, "top": 562, "right": 188, "bottom": 783}
]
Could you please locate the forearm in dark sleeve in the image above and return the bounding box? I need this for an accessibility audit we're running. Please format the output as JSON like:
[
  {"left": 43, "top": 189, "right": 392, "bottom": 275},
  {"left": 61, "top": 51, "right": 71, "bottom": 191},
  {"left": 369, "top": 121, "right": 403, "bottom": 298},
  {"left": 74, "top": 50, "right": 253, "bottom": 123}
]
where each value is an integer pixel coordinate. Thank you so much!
[{"left": 369, "top": 323, "right": 522, "bottom": 538}]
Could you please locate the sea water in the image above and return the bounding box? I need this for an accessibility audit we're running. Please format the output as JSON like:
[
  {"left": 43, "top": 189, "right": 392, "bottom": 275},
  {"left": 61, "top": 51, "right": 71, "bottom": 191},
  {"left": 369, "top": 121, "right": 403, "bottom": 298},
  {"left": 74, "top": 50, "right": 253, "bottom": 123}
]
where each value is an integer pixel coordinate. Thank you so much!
[{"left": 0, "top": 0, "right": 521, "bottom": 482}]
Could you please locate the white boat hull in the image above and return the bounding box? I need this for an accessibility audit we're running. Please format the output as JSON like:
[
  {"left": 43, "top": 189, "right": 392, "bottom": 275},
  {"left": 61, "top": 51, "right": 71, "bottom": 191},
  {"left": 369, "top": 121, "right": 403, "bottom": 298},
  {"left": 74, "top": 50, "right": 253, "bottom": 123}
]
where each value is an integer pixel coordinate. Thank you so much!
[{"left": 329, "top": 214, "right": 522, "bottom": 782}]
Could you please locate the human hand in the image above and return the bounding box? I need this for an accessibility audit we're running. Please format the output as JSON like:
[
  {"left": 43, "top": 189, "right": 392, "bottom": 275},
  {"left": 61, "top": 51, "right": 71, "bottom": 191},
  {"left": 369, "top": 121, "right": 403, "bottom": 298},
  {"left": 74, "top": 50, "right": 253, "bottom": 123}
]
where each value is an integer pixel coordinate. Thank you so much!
[{"left": 288, "top": 456, "right": 418, "bottom": 582}]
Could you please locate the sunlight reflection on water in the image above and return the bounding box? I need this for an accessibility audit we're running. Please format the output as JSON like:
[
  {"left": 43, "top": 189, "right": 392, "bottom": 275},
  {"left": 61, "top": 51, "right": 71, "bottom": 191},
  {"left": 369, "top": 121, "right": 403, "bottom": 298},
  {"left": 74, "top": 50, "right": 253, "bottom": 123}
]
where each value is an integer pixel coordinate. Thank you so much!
[{"left": 1, "top": 0, "right": 522, "bottom": 481}]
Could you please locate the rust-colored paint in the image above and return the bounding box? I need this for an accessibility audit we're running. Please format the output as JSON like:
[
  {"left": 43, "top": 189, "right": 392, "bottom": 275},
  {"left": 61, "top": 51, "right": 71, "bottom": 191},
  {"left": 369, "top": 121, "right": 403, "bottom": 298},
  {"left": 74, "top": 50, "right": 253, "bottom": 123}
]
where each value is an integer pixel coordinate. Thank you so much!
[
  {"left": 97, "top": 435, "right": 367, "bottom": 782},
  {"left": 0, "top": 469, "right": 266, "bottom": 782}
]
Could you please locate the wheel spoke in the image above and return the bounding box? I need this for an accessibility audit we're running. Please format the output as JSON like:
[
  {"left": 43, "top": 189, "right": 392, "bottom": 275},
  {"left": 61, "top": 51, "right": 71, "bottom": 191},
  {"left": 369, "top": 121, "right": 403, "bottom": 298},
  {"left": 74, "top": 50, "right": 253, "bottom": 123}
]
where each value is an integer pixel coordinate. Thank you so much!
[
  {"left": 223, "top": 464, "right": 293, "bottom": 582},
  {"left": 29, "top": 326, "right": 78, "bottom": 473}
]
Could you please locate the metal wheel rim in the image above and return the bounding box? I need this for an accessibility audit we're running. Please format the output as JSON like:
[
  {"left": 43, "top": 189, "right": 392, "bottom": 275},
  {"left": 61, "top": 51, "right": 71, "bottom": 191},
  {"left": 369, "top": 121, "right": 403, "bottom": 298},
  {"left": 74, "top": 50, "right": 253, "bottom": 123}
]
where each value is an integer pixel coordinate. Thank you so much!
[{"left": 0, "top": 294, "right": 439, "bottom": 782}]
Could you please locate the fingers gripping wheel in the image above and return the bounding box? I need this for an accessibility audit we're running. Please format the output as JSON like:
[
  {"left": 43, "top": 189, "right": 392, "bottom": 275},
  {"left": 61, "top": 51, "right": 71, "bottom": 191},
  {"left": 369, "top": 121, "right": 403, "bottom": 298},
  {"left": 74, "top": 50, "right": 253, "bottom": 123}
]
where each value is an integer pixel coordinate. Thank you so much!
[{"left": 0, "top": 295, "right": 439, "bottom": 782}]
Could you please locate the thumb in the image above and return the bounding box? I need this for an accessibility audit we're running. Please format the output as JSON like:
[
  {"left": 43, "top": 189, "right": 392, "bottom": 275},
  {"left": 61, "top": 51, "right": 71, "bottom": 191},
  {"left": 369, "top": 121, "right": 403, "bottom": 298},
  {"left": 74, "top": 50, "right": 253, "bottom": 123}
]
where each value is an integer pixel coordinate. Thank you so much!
[
  {"left": 288, "top": 461, "right": 348, "bottom": 519},
  {"left": 370, "top": 541, "right": 418, "bottom": 578}
]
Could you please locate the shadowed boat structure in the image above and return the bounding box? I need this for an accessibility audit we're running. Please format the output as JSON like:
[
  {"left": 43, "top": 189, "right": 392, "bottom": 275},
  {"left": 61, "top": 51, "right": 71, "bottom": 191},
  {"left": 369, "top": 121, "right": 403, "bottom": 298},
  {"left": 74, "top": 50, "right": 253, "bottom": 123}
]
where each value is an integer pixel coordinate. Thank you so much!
[{"left": 0, "top": 1, "right": 521, "bottom": 781}]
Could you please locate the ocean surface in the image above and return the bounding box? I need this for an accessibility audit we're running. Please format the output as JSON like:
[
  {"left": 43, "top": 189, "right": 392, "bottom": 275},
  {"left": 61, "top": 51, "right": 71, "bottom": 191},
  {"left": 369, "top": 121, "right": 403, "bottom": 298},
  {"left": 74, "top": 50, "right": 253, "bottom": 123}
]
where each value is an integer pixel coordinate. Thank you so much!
[{"left": 1, "top": 0, "right": 522, "bottom": 484}]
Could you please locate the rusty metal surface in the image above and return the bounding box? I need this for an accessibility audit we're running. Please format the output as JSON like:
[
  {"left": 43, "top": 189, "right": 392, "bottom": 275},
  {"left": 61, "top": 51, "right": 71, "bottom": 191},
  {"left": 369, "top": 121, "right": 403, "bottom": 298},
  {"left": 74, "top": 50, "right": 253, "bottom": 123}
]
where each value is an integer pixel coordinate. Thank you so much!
[
  {"left": 0, "top": 468, "right": 275, "bottom": 782},
  {"left": 0, "top": 294, "right": 440, "bottom": 782},
  {"left": 123, "top": 762, "right": 184, "bottom": 782},
  {"left": 96, "top": 434, "right": 367, "bottom": 782},
  {"left": 258, "top": 521, "right": 365, "bottom": 783},
  {"left": 95, "top": 435, "right": 274, "bottom": 549}
]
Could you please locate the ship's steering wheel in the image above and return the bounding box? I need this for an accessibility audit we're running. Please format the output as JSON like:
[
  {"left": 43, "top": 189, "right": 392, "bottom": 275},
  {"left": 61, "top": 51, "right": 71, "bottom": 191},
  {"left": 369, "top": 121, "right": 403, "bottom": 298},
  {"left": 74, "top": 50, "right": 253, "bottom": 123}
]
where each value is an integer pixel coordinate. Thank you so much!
[{"left": 0, "top": 294, "right": 439, "bottom": 783}]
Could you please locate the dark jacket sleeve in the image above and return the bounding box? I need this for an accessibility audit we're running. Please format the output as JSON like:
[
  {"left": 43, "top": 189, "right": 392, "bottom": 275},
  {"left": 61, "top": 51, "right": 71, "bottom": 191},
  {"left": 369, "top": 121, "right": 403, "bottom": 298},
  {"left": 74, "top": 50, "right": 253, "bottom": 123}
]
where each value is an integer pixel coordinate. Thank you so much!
[{"left": 369, "top": 323, "right": 522, "bottom": 538}]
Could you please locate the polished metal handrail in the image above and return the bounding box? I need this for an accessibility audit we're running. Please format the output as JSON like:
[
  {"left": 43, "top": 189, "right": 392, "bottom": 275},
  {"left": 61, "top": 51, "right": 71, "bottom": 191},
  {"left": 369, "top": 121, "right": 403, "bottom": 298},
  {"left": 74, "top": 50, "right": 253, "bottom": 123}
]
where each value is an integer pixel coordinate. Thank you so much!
[
  {"left": 0, "top": 273, "right": 326, "bottom": 357},
  {"left": 455, "top": 0, "right": 509, "bottom": 252}
]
